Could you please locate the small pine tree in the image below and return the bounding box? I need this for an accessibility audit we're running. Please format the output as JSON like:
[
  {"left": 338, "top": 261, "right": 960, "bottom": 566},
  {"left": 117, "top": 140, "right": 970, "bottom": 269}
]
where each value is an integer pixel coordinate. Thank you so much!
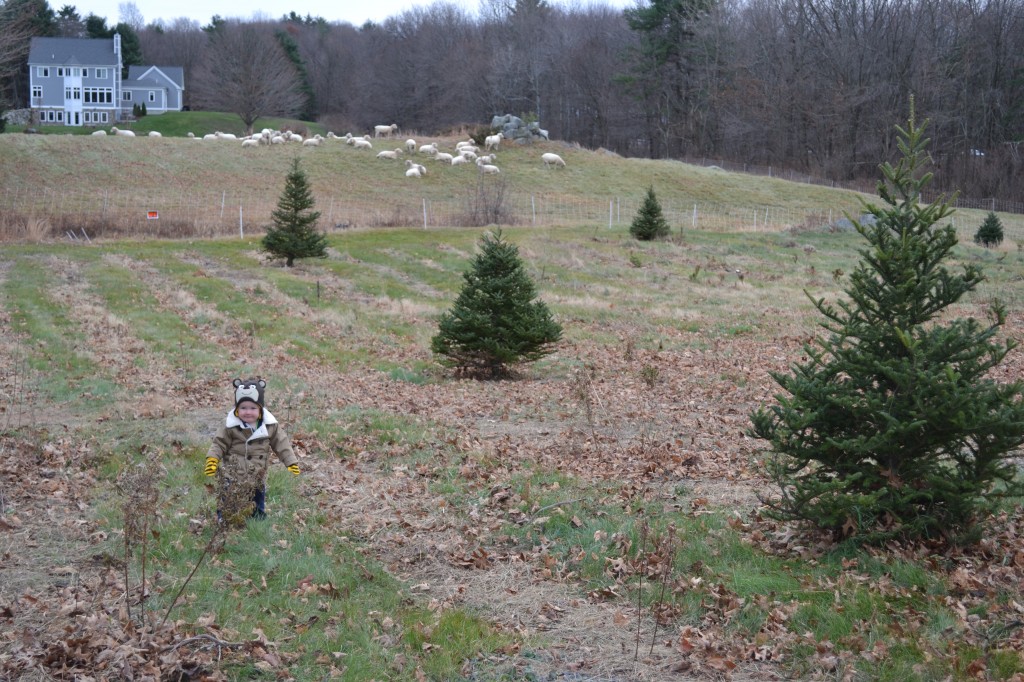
[
  {"left": 132, "top": 103, "right": 140, "bottom": 117},
  {"left": 974, "top": 212, "right": 1004, "bottom": 248},
  {"left": 630, "top": 186, "right": 670, "bottom": 241},
  {"left": 140, "top": 102, "right": 147, "bottom": 116},
  {"left": 750, "top": 107, "right": 1024, "bottom": 544},
  {"left": 431, "top": 229, "right": 562, "bottom": 377},
  {"left": 262, "top": 158, "right": 326, "bottom": 267}
]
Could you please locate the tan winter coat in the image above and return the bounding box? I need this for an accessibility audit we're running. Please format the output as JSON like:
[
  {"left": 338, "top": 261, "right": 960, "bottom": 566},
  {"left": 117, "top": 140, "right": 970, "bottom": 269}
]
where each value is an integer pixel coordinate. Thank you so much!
[{"left": 207, "top": 408, "right": 297, "bottom": 484}]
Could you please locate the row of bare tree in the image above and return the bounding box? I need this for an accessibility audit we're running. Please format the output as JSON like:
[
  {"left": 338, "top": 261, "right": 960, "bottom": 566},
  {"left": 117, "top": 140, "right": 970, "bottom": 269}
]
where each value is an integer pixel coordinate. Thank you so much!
[{"left": 4, "top": 0, "right": 1023, "bottom": 200}]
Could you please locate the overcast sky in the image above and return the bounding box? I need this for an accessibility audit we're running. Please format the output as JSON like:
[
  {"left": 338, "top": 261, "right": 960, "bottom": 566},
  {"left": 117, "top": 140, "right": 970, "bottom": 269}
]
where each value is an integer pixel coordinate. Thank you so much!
[{"left": 79, "top": 0, "right": 635, "bottom": 29}]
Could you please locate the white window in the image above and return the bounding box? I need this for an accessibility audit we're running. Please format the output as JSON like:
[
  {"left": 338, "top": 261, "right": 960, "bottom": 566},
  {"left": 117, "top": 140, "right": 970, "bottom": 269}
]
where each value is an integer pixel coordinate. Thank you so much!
[
  {"left": 56, "top": 111, "right": 63, "bottom": 122},
  {"left": 57, "top": 67, "right": 66, "bottom": 77},
  {"left": 46, "top": 110, "right": 55, "bottom": 121},
  {"left": 83, "top": 112, "right": 91, "bottom": 123},
  {"left": 148, "top": 91, "right": 155, "bottom": 102},
  {"left": 32, "top": 85, "right": 42, "bottom": 98},
  {"left": 100, "top": 111, "right": 108, "bottom": 123},
  {"left": 96, "top": 68, "right": 107, "bottom": 79},
  {"left": 37, "top": 67, "right": 49, "bottom": 77},
  {"left": 72, "top": 67, "right": 80, "bottom": 77},
  {"left": 123, "top": 91, "right": 132, "bottom": 101},
  {"left": 82, "top": 68, "right": 89, "bottom": 77}
]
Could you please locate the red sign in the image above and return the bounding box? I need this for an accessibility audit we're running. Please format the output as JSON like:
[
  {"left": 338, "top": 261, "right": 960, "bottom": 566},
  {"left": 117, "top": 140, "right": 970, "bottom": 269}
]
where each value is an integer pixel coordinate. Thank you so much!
[{"left": 147, "top": 211, "right": 159, "bottom": 220}]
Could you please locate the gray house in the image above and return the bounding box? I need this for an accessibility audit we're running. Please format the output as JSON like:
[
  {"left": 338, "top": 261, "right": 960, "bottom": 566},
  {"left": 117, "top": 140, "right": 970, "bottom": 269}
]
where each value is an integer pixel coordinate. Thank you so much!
[
  {"left": 27, "top": 34, "right": 183, "bottom": 127},
  {"left": 122, "top": 65, "right": 185, "bottom": 114}
]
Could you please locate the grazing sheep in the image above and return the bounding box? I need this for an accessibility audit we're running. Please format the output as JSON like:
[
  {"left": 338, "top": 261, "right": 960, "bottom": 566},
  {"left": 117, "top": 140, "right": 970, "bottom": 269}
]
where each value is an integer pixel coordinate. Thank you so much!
[
  {"left": 91, "top": 129, "right": 107, "bottom": 136},
  {"left": 110, "top": 126, "right": 135, "bottom": 137},
  {"left": 215, "top": 131, "right": 238, "bottom": 141},
  {"left": 456, "top": 142, "right": 478, "bottom": 153},
  {"left": 418, "top": 143, "right": 437, "bottom": 156},
  {"left": 271, "top": 135, "right": 286, "bottom": 145},
  {"left": 352, "top": 138, "right": 373, "bottom": 150},
  {"left": 377, "top": 148, "right": 404, "bottom": 160},
  {"left": 484, "top": 132, "right": 503, "bottom": 150},
  {"left": 478, "top": 163, "right": 500, "bottom": 174},
  {"left": 405, "top": 138, "right": 416, "bottom": 152},
  {"left": 405, "top": 166, "right": 423, "bottom": 178},
  {"left": 241, "top": 138, "right": 260, "bottom": 148},
  {"left": 302, "top": 135, "right": 323, "bottom": 147},
  {"left": 541, "top": 152, "right": 566, "bottom": 168},
  {"left": 202, "top": 133, "right": 217, "bottom": 140},
  {"left": 186, "top": 131, "right": 196, "bottom": 139},
  {"left": 450, "top": 155, "right": 471, "bottom": 166},
  {"left": 433, "top": 152, "right": 454, "bottom": 163},
  {"left": 148, "top": 130, "right": 162, "bottom": 137},
  {"left": 459, "top": 149, "right": 478, "bottom": 161},
  {"left": 374, "top": 123, "right": 399, "bottom": 138},
  {"left": 477, "top": 153, "right": 496, "bottom": 165}
]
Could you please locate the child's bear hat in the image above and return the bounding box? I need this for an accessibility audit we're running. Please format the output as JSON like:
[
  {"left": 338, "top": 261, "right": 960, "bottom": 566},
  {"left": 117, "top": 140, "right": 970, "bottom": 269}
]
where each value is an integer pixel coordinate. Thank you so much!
[{"left": 233, "top": 377, "right": 266, "bottom": 408}]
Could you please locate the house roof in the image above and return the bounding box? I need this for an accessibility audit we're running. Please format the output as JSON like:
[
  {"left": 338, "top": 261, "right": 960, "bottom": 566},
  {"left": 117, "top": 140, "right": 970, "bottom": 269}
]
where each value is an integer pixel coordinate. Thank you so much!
[
  {"left": 126, "top": 65, "right": 185, "bottom": 90},
  {"left": 28, "top": 37, "right": 117, "bottom": 66}
]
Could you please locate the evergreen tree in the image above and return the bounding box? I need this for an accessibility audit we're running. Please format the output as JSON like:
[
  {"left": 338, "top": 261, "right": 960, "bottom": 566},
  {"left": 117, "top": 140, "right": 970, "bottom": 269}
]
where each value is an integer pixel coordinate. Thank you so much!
[
  {"left": 750, "top": 109, "right": 1024, "bottom": 544},
  {"left": 431, "top": 229, "right": 562, "bottom": 377},
  {"left": 630, "top": 186, "right": 670, "bottom": 240},
  {"left": 262, "top": 158, "right": 326, "bottom": 267},
  {"left": 974, "top": 212, "right": 1004, "bottom": 248}
]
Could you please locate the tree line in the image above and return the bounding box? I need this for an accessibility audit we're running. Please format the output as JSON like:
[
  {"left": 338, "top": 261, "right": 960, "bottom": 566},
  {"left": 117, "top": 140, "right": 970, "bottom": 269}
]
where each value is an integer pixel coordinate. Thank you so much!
[{"left": 2, "top": 0, "right": 1022, "bottom": 201}]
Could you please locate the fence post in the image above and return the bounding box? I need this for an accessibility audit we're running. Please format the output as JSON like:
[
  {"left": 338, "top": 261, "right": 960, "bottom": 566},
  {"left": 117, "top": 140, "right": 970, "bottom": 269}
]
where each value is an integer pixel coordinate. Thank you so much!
[
  {"left": 609, "top": 200, "right": 613, "bottom": 229},
  {"left": 423, "top": 198, "right": 428, "bottom": 229},
  {"left": 692, "top": 204, "right": 697, "bottom": 228},
  {"left": 239, "top": 205, "right": 243, "bottom": 239},
  {"left": 532, "top": 195, "right": 536, "bottom": 226}
]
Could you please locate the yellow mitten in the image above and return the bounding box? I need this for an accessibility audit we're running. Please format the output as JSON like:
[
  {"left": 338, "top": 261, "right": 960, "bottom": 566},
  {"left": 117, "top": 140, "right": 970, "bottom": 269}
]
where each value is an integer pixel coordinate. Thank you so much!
[
  {"left": 204, "top": 456, "right": 219, "bottom": 477},
  {"left": 287, "top": 463, "right": 300, "bottom": 475}
]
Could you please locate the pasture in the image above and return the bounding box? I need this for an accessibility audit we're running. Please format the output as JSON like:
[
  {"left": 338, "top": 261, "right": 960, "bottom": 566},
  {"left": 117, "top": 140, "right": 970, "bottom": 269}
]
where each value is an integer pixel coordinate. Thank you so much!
[{"left": 2, "top": 132, "right": 1024, "bottom": 680}]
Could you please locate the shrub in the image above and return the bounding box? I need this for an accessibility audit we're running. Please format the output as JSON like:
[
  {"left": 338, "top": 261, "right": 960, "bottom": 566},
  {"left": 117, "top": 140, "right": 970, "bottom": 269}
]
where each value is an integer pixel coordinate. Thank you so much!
[
  {"left": 630, "top": 186, "right": 670, "bottom": 241},
  {"left": 974, "top": 211, "right": 1004, "bottom": 248},
  {"left": 750, "top": 108, "right": 1024, "bottom": 544},
  {"left": 431, "top": 229, "right": 562, "bottom": 377},
  {"left": 262, "top": 158, "right": 327, "bottom": 267}
]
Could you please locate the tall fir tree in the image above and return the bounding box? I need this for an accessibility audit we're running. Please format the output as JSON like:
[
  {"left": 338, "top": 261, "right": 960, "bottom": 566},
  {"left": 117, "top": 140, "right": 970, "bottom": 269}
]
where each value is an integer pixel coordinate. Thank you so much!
[
  {"left": 431, "top": 229, "right": 562, "bottom": 377},
  {"left": 630, "top": 186, "right": 670, "bottom": 240},
  {"left": 750, "top": 107, "right": 1024, "bottom": 544},
  {"left": 973, "top": 212, "right": 1004, "bottom": 248},
  {"left": 262, "top": 158, "right": 326, "bottom": 267}
]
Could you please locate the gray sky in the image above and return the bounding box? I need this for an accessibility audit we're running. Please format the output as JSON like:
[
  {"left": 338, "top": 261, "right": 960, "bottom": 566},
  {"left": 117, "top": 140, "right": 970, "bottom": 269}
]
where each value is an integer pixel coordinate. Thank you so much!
[{"left": 82, "top": 0, "right": 633, "bottom": 28}]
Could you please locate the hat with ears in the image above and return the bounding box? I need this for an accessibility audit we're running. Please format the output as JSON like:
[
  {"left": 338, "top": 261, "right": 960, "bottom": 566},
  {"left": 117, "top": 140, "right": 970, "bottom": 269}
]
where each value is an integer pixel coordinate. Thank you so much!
[{"left": 233, "top": 377, "right": 266, "bottom": 410}]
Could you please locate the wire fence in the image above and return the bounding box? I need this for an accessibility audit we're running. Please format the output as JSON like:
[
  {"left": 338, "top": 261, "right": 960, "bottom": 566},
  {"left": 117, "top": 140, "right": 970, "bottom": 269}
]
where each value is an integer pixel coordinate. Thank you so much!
[{"left": 3, "top": 184, "right": 1023, "bottom": 245}]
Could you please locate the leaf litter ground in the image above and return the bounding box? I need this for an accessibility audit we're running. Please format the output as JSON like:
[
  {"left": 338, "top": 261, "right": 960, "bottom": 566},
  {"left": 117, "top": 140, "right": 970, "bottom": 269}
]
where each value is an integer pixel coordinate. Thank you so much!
[{"left": 2, "top": 249, "right": 1024, "bottom": 680}]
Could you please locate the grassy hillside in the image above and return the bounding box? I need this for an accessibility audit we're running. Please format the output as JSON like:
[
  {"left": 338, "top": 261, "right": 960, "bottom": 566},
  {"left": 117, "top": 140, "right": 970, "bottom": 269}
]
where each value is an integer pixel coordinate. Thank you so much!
[{"left": 3, "top": 126, "right": 1022, "bottom": 244}]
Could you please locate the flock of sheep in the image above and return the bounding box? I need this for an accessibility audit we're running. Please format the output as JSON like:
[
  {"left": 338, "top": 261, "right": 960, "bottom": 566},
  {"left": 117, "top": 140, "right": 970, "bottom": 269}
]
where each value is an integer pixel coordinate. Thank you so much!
[{"left": 93, "top": 123, "right": 568, "bottom": 176}]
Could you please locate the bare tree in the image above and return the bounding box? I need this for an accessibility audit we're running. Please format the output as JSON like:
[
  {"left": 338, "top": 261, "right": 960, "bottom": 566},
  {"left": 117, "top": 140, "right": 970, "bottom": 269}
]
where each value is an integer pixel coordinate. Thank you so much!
[
  {"left": 118, "top": 1, "right": 143, "bottom": 31},
  {"left": 190, "top": 21, "right": 302, "bottom": 134}
]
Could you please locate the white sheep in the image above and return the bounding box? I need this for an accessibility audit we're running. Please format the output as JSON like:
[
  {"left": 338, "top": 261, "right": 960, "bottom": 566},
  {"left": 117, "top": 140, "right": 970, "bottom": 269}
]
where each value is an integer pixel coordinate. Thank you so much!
[
  {"left": 459, "top": 149, "right": 478, "bottom": 161},
  {"left": 344, "top": 133, "right": 355, "bottom": 145},
  {"left": 288, "top": 132, "right": 304, "bottom": 143},
  {"left": 455, "top": 140, "right": 474, "bottom": 149},
  {"left": 271, "top": 135, "right": 285, "bottom": 145},
  {"left": 450, "top": 155, "right": 471, "bottom": 166},
  {"left": 215, "top": 131, "right": 238, "bottom": 141},
  {"left": 186, "top": 131, "right": 196, "bottom": 139},
  {"left": 302, "top": 136, "right": 322, "bottom": 147},
  {"left": 541, "top": 152, "right": 566, "bottom": 168},
  {"left": 91, "top": 129, "right": 107, "bottom": 136},
  {"left": 433, "top": 152, "right": 454, "bottom": 163},
  {"left": 110, "top": 126, "right": 135, "bottom": 137},
  {"left": 478, "top": 163, "right": 500, "bottom": 174},
  {"left": 405, "top": 138, "right": 416, "bottom": 152},
  {"left": 477, "top": 153, "right": 496, "bottom": 165},
  {"left": 374, "top": 123, "right": 398, "bottom": 138},
  {"left": 484, "top": 132, "right": 503, "bottom": 150},
  {"left": 418, "top": 143, "right": 437, "bottom": 156},
  {"left": 405, "top": 166, "right": 423, "bottom": 178},
  {"left": 377, "top": 148, "right": 404, "bottom": 160},
  {"left": 352, "top": 138, "right": 373, "bottom": 150},
  {"left": 241, "top": 138, "right": 260, "bottom": 148},
  {"left": 147, "top": 130, "right": 162, "bottom": 138},
  {"left": 456, "top": 142, "right": 479, "bottom": 153},
  {"left": 405, "top": 159, "right": 427, "bottom": 175}
]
